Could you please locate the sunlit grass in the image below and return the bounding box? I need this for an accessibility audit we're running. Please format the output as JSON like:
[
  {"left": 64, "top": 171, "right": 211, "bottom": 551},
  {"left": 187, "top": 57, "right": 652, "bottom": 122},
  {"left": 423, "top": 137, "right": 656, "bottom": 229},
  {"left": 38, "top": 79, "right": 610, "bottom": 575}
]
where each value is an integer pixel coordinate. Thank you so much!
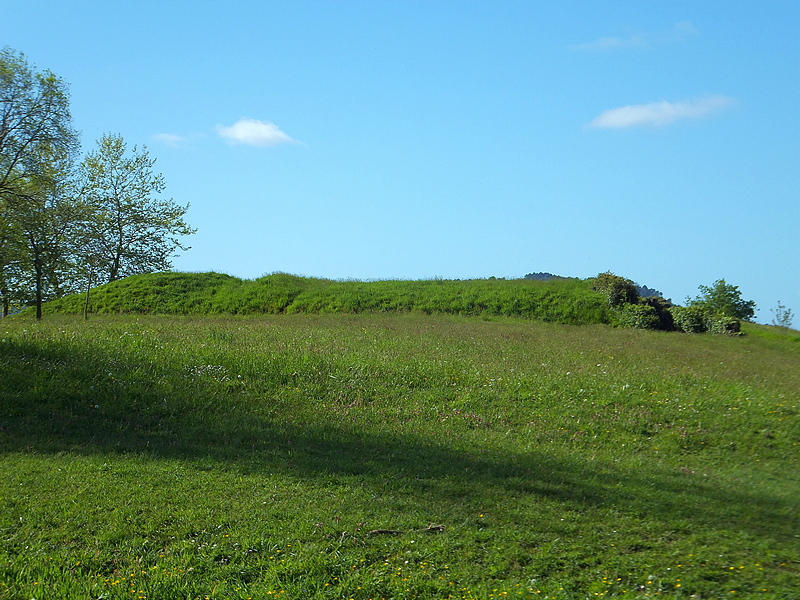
[
  {"left": 1, "top": 314, "right": 798, "bottom": 598},
  {"left": 39, "top": 272, "right": 614, "bottom": 325}
]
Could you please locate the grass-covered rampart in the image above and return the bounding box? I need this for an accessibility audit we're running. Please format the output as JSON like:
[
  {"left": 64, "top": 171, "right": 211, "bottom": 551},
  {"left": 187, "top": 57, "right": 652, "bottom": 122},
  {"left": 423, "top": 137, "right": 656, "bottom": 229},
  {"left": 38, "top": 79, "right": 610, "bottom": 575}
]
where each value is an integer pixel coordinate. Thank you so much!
[
  {"left": 39, "top": 272, "right": 614, "bottom": 325},
  {"left": 1, "top": 313, "right": 798, "bottom": 598}
]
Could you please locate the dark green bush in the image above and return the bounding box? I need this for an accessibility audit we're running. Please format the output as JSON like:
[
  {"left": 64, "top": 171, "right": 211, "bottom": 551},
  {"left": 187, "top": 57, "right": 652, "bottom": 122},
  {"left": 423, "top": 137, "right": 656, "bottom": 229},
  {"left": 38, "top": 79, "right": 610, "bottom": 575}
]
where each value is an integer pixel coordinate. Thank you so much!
[
  {"left": 616, "top": 303, "right": 661, "bottom": 330},
  {"left": 644, "top": 296, "right": 674, "bottom": 330}
]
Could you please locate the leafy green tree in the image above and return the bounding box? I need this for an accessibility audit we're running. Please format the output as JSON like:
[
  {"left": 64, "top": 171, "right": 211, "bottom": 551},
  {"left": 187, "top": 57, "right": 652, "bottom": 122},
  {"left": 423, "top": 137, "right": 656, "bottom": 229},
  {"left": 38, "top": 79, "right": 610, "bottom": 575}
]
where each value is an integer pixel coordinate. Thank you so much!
[
  {"left": 6, "top": 159, "right": 87, "bottom": 319},
  {"left": 80, "top": 134, "right": 195, "bottom": 284},
  {"left": 687, "top": 279, "right": 756, "bottom": 322},
  {"left": 0, "top": 47, "right": 77, "bottom": 201},
  {"left": 1, "top": 50, "right": 195, "bottom": 318},
  {"left": 1, "top": 47, "right": 79, "bottom": 318}
]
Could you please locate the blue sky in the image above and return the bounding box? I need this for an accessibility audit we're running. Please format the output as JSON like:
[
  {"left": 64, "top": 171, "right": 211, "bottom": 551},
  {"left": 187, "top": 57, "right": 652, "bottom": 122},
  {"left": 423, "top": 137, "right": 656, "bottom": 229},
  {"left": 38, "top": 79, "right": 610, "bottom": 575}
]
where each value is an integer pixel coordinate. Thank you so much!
[{"left": 2, "top": 1, "right": 798, "bottom": 322}]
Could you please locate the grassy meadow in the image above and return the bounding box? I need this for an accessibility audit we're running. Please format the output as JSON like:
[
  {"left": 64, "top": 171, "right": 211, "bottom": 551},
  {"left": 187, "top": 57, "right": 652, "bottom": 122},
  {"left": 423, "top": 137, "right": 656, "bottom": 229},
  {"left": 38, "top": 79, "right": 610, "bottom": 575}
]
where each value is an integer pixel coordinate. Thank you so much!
[
  {"left": 38, "top": 272, "right": 614, "bottom": 325},
  {"left": 0, "top": 312, "right": 798, "bottom": 599}
]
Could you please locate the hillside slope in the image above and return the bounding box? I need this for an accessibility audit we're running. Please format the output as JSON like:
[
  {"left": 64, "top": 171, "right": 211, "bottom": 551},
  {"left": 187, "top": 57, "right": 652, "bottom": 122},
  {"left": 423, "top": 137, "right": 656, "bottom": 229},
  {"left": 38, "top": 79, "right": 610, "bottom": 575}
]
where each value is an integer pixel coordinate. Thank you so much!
[{"left": 41, "top": 272, "right": 615, "bottom": 325}]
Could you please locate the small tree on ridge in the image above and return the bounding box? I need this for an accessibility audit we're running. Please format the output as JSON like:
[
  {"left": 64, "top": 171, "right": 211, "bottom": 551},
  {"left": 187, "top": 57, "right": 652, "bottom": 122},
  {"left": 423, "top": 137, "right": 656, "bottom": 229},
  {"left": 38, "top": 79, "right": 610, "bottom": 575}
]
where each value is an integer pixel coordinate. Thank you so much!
[
  {"left": 80, "top": 133, "right": 196, "bottom": 284},
  {"left": 687, "top": 279, "right": 756, "bottom": 322},
  {"left": 771, "top": 301, "right": 794, "bottom": 330}
]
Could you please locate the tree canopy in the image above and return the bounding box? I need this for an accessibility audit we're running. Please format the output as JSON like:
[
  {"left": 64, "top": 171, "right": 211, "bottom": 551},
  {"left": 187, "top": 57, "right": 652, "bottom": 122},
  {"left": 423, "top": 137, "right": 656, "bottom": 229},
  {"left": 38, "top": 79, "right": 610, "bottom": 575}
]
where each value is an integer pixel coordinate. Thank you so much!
[
  {"left": 0, "top": 47, "right": 77, "bottom": 200},
  {"left": 688, "top": 279, "right": 756, "bottom": 322},
  {"left": 1, "top": 47, "right": 80, "bottom": 317},
  {"left": 80, "top": 134, "right": 195, "bottom": 284},
  {"left": 0, "top": 47, "right": 194, "bottom": 318}
]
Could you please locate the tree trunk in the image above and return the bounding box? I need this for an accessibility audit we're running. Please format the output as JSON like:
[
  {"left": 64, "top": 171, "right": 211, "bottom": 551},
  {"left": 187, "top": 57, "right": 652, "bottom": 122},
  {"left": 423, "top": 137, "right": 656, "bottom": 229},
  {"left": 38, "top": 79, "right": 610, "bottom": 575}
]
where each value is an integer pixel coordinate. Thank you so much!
[
  {"left": 34, "top": 256, "right": 43, "bottom": 320},
  {"left": 110, "top": 253, "right": 121, "bottom": 282},
  {"left": 83, "top": 268, "right": 92, "bottom": 320}
]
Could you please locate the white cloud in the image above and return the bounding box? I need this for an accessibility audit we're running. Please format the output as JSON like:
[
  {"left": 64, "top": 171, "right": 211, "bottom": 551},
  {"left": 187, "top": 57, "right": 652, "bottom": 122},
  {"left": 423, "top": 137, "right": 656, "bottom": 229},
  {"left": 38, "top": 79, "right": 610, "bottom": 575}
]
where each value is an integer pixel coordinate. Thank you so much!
[
  {"left": 569, "top": 21, "right": 698, "bottom": 51},
  {"left": 153, "top": 133, "right": 186, "bottom": 147},
  {"left": 216, "top": 118, "right": 297, "bottom": 147},
  {"left": 589, "top": 96, "right": 735, "bottom": 129},
  {"left": 153, "top": 132, "right": 209, "bottom": 148}
]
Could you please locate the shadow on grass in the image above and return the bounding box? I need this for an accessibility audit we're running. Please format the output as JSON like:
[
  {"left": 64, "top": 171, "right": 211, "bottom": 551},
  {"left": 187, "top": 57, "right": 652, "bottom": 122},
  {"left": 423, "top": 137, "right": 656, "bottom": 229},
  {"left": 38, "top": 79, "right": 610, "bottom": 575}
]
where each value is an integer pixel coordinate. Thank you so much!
[{"left": 0, "top": 336, "right": 795, "bottom": 545}]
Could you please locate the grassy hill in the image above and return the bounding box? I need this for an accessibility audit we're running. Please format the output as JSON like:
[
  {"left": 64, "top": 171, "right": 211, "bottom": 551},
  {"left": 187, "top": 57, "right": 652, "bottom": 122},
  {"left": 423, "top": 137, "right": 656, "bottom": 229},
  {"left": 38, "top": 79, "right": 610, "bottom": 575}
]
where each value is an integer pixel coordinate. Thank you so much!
[
  {"left": 0, "top": 312, "right": 798, "bottom": 598},
  {"left": 40, "top": 271, "right": 615, "bottom": 325}
]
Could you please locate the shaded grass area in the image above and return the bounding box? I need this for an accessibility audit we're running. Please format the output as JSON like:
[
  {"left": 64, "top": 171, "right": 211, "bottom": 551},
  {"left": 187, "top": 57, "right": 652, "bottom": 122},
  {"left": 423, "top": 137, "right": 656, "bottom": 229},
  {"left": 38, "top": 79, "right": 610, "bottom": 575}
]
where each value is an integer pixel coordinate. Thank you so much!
[
  {"left": 39, "top": 272, "right": 614, "bottom": 325},
  {"left": 0, "top": 315, "right": 798, "bottom": 599}
]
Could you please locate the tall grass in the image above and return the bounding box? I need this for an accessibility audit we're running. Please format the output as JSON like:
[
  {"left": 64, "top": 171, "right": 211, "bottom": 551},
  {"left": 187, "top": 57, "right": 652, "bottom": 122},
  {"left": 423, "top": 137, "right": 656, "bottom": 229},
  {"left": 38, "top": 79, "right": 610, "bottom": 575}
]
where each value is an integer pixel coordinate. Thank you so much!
[{"left": 0, "top": 314, "right": 798, "bottom": 599}]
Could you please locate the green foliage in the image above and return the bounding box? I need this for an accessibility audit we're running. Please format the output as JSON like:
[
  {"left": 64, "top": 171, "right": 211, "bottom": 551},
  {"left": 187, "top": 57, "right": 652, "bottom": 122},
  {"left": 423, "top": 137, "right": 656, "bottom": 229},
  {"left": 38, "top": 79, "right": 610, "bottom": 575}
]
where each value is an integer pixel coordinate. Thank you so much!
[
  {"left": 643, "top": 295, "right": 675, "bottom": 330},
  {"left": 615, "top": 302, "right": 661, "bottom": 330},
  {"left": 1, "top": 314, "right": 798, "bottom": 598},
  {"left": 591, "top": 271, "right": 640, "bottom": 307},
  {"left": 670, "top": 306, "right": 741, "bottom": 335},
  {"left": 674, "top": 279, "right": 756, "bottom": 336},
  {"left": 705, "top": 313, "right": 742, "bottom": 335},
  {"left": 670, "top": 305, "right": 707, "bottom": 333},
  {"left": 40, "top": 272, "right": 616, "bottom": 325},
  {"left": 80, "top": 133, "right": 196, "bottom": 283},
  {"left": 1, "top": 51, "right": 195, "bottom": 318},
  {"left": 1, "top": 47, "right": 80, "bottom": 318},
  {"left": 0, "top": 46, "right": 78, "bottom": 199},
  {"left": 593, "top": 274, "right": 674, "bottom": 332},
  {"left": 688, "top": 279, "right": 756, "bottom": 322}
]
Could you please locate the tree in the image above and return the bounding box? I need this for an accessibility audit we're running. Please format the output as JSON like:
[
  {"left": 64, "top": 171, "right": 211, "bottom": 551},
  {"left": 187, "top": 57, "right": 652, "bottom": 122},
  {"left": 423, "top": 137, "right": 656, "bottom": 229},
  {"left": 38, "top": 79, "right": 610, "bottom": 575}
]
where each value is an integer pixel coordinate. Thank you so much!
[
  {"left": 0, "top": 202, "right": 26, "bottom": 316},
  {"left": 6, "top": 158, "right": 86, "bottom": 319},
  {"left": 0, "top": 47, "right": 77, "bottom": 201},
  {"left": 1, "top": 47, "right": 79, "bottom": 318},
  {"left": 2, "top": 50, "right": 196, "bottom": 317},
  {"left": 687, "top": 279, "right": 756, "bottom": 322},
  {"left": 80, "top": 134, "right": 195, "bottom": 284}
]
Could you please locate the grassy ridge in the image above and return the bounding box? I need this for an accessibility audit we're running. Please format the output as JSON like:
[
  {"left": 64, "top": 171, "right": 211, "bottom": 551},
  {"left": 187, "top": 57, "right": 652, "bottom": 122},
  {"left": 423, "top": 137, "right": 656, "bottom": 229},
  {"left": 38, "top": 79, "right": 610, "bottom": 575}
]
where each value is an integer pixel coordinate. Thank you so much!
[
  {"left": 40, "top": 272, "right": 614, "bottom": 324},
  {"left": 0, "top": 314, "right": 798, "bottom": 599}
]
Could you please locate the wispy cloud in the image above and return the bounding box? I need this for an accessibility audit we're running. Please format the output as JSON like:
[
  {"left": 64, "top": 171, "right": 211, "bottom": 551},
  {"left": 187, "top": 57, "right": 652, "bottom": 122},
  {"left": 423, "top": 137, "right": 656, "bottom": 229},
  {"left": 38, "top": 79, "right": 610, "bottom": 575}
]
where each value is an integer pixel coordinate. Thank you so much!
[
  {"left": 589, "top": 96, "right": 735, "bottom": 129},
  {"left": 569, "top": 21, "right": 698, "bottom": 51},
  {"left": 153, "top": 133, "right": 187, "bottom": 148},
  {"left": 216, "top": 118, "right": 297, "bottom": 147},
  {"left": 153, "top": 132, "right": 209, "bottom": 148}
]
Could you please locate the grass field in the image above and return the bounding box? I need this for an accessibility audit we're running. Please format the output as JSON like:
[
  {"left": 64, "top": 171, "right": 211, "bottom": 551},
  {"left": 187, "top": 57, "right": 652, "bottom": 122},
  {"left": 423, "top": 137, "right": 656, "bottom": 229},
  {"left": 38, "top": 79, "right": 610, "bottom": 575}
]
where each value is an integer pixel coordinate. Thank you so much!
[
  {"left": 1, "top": 313, "right": 798, "bottom": 599},
  {"left": 38, "top": 272, "right": 614, "bottom": 325}
]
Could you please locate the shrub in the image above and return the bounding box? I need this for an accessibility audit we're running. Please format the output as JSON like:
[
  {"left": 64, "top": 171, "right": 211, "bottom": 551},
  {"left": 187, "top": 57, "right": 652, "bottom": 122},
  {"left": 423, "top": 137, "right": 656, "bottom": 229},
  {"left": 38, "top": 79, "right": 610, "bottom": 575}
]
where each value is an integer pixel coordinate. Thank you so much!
[
  {"left": 670, "top": 306, "right": 707, "bottom": 333},
  {"left": 705, "top": 314, "right": 741, "bottom": 335},
  {"left": 592, "top": 272, "right": 639, "bottom": 307},
  {"left": 771, "top": 301, "right": 794, "bottom": 330},
  {"left": 670, "top": 305, "right": 742, "bottom": 335},
  {"left": 616, "top": 303, "right": 661, "bottom": 330},
  {"left": 644, "top": 296, "right": 674, "bottom": 330}
]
